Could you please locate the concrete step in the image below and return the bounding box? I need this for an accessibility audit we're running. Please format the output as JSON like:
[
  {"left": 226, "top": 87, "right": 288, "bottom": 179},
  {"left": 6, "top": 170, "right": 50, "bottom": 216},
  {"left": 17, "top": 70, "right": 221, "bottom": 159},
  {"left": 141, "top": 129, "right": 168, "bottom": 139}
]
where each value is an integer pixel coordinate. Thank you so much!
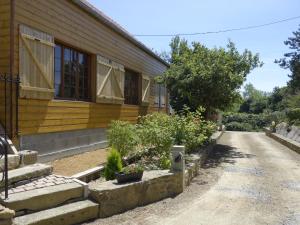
[
  {"left": 1, "top": 181, "right": 85, "bottom": 214},
  {"left": 0, "top": 163, "right": 53, "bottom": 188},
  {"left": 14, "top": 200, "right": 99, "bottom": 225}
]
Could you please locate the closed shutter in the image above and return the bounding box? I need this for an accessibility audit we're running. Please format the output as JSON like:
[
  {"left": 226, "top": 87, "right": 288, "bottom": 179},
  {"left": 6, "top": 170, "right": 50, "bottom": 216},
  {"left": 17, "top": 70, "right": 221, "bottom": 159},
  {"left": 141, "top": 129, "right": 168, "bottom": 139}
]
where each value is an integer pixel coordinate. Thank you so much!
[
  {"left": 19, "top": 25, "right": 54, "bottom": 99},
  {"left": 96, "top": 55, "right": 125, "bottom": 104},
  {"left": 154, "top": 83, "right": 160, "bottom": 107},
  {"left": 141, "top": 75, "right": 150, "bottom": 105},
  {"left": 160, "top": 85, "right": 166, "bottom": 108}
]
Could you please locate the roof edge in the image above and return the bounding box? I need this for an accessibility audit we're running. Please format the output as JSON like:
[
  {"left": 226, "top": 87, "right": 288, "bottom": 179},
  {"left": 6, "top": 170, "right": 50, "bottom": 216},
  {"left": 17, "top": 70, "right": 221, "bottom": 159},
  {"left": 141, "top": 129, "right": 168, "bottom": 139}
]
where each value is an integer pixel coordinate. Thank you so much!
[{"left": 72, "top": 0, "right": 170, "bottom": 68}]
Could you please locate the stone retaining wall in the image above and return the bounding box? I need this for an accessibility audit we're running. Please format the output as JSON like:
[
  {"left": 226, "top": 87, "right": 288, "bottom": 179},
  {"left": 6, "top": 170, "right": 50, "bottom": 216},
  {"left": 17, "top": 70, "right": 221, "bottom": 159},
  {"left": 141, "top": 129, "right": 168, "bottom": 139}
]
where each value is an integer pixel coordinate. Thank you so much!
[
  {"left": 276, "top": 122, "right": 300, "bottom": 143},
  {"left": 88, "top": 170, "right": 183, "bottom": 218}
]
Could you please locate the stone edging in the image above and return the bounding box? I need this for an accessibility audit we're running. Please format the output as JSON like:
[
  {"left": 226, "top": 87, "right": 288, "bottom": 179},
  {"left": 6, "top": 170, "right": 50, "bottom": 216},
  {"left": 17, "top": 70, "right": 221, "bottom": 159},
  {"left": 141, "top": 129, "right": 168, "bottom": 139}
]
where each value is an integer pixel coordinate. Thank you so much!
[
  {"left": 264, "top": 128, "right": 300, "bottom": 154},
  {"left": 185, "top": 130, "right": 224, "bottom": 186}
]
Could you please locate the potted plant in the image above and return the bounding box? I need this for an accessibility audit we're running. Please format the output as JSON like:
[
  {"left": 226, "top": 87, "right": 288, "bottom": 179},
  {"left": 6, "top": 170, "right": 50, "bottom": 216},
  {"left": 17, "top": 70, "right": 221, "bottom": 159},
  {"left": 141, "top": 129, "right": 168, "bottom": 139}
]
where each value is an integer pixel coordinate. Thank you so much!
[{"left": 115, "top": 164, "right": 144, "bottom": 184}]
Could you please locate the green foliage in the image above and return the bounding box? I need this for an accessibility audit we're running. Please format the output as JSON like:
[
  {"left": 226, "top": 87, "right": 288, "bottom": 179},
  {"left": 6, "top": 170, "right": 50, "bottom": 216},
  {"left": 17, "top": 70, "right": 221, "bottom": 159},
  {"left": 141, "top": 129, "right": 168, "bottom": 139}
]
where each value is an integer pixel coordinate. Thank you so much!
[
  {"left": 239, "top": 83, "right": 269, "bottom": 114},
  {"left": 225, "top": 122, "right": 253, "bottom": 132},
  {"left": 223, "top": 113, "right": 271, "bottom": 131},
  {"left": 173, "top": 108, "right": 216, "bottom": 153},
  {"left": 162, "top": 37, "right": 262, "bottom": 114},
  {"left": 107, "top": 111, "right": 217, "bottom": 170},
  {"left": 137, "top": 113, "right": 174, "bottom": 160},
  {"left": 107, "top": 120, "right": 139, "bottom": 157},
  {"left": 121, "top": 164, "right": 144, "bottom": 174},
  {"left": 287, "top": 93, "right": 300, "bottom": 108},
  {"left": 275, "top": 25, "right": 300, "bottom": 93},
  {"left": 104, "top": 148, "right": 122, "bottom": 181},
  {"left": 287, "top": 108, "right": 300, "bottom": 125}
]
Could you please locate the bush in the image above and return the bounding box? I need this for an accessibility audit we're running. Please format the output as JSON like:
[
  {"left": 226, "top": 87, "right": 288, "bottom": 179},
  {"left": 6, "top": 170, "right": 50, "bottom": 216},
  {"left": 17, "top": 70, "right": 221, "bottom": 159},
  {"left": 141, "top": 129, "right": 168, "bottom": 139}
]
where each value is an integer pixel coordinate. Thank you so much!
[
  {"left": 137, "top": 113, "right": 173, "bottom": 159},
  {"left": 287, "top": 108, "right": 300, "bottom": 126},
  {"left": 225, "top": 122, "right": 253, "bottom": 131},
  {"left": 223, "top": 112, "right": 271, "bottom": 131},
  {"left": 107, "top": 120, "right": 139, "bottom": 157},
  {"left": 104, "top": 148, "right": 122, "bottom": 180}
]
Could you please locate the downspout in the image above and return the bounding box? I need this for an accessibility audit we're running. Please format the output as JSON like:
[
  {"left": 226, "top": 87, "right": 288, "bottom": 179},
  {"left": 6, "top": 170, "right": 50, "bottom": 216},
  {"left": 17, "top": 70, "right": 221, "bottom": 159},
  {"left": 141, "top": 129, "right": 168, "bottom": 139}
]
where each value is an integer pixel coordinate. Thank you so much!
[{"left": 9, "top": 0, "right": 15, "bottom": 138}]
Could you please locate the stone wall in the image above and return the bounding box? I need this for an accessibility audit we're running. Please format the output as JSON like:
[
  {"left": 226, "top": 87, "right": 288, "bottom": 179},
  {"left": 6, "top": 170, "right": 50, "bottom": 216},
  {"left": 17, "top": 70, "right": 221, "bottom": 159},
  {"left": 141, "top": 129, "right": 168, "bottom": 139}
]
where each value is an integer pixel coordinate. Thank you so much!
[
  {"left": 276, "top": 122, "right": 300, "bottom": 143},
  {"left": 89, "top": 170, "right": 183, "bottom": 218}
]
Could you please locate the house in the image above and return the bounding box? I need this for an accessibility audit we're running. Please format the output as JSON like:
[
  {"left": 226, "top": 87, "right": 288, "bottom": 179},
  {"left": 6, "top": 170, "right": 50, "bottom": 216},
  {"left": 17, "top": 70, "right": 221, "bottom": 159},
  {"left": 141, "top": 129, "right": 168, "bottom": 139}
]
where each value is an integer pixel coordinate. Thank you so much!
[{"left": 0, "top": 0, "right": 169, "bottom": 161}]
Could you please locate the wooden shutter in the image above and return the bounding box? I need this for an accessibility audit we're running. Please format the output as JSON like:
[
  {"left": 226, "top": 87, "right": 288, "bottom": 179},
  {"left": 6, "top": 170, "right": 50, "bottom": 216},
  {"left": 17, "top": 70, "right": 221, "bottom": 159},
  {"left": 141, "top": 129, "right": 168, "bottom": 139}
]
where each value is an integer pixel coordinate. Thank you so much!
[
  {"left": 19, "top": 25, "right": 54, "bottom": 99},
  {"left": 160, "top": 85, "right": 166, "bottom": 108},
  {"left": 96, "top": 55, "right": 125, "bottom": 104},
  {"left": 141, "top": 75, "right": 150, "bottom": 105},
  {"left": 154, "top": 83, "right": 160, "bottom": 107}
]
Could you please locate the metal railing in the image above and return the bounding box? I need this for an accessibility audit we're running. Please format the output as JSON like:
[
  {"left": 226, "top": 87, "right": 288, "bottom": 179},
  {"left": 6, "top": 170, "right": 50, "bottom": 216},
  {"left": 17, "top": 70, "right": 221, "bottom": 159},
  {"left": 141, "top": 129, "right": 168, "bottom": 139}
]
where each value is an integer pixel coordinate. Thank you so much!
[{"left": 0, "top": 74, "right": 20, "bottom": 199}]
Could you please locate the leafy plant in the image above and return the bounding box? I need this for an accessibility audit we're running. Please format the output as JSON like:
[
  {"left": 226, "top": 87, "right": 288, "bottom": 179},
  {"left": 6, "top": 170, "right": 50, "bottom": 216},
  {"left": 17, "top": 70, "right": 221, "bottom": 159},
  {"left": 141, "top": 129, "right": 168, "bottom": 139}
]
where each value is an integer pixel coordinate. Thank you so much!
[
  {"left": 107, "top": 120, "right": 139, "bottom": 157},
  {"left": 104, "top": 148, "right": 122, "bottom": 180},
  {"left": 225, "top": 121, "right": 253, "bottom": 132},
  {"left": 287, "top": 108, "right": 300, "bottom": 126},
  {"left": 121, "top": 164, "right": 144, "bottom": 174}
]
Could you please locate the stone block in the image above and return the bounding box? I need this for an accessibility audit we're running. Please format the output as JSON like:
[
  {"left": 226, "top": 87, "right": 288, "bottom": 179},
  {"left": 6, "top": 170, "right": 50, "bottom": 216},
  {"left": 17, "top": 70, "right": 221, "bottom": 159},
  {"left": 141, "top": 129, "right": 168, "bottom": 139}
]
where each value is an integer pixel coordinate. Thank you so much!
[
  {"left": 0, "top": 155, "right": 20, "bottom": 171},
  {"left": 19, "top": 150, "right": 38, "bottom": 166},
  {"left": 89, "top": 170, "right": 183, "bottom": 218}
]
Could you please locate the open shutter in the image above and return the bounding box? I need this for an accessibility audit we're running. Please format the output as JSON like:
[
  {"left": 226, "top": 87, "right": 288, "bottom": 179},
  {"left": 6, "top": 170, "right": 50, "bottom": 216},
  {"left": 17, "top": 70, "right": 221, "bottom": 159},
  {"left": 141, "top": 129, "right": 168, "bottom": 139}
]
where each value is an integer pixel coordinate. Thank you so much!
[
  {"left": 141, "top": 75, "right": 150, "bottom": 105},
  {"left": 19, "top": 25, "right": 54, "bottom": 99},
  {"left": 96, "top": 55, "right": 125, "bottom": 104}
]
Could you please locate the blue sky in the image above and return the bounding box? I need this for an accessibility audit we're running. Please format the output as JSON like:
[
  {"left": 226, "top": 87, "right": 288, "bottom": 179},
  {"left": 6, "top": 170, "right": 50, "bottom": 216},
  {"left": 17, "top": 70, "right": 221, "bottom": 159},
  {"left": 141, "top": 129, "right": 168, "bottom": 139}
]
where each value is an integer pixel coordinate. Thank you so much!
[{"left": 88, "top": 0, "right": 300, "bottom": 92}]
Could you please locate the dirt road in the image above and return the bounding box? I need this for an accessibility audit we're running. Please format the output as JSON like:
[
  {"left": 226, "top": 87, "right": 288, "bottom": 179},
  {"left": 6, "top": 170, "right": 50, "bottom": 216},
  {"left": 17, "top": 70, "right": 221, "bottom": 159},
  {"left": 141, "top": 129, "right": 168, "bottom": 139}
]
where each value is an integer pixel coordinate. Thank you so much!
[{"left": 86, "top": 131, "right": 300, "bottom": 225}]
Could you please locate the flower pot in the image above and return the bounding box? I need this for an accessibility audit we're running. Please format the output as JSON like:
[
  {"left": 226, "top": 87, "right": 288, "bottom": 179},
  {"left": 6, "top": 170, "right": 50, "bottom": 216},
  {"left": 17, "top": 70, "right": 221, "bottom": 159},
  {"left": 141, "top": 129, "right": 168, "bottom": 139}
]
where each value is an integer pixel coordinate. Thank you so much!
[{"left": 115, "top": 171, "right": 143, "bottom": 184}]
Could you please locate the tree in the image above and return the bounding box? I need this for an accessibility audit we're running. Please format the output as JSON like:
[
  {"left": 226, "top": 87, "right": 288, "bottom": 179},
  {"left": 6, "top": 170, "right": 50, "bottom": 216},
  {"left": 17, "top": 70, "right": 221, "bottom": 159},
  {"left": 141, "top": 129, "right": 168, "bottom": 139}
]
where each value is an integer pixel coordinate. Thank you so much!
[
  {"left": 239, "top": 83, "right": 269, "bottom": 114},
  {"left": 162, "top": 37, "right": 262, "bottom": 115},
  {"left": 267, "top": 86, "right": 289, "bottom": 111},
  {"left": 275, "top": 25, "right": 300, "bottom": 93}
]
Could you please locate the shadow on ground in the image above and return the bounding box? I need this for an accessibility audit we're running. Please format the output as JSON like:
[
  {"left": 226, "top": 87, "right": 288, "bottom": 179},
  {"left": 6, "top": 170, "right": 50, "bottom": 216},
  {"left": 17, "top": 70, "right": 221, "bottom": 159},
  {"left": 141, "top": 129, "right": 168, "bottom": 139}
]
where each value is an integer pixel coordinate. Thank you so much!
[{"left": 202, "top": 144, "right": 256, "bottom": 169}]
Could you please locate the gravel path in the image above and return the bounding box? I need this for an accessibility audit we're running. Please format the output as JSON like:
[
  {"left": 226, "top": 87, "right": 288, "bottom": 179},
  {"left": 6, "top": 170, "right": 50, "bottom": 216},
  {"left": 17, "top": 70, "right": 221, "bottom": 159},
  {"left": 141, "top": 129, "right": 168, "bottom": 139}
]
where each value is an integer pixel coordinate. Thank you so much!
[{"left": 85, "top": 131, "right": 300, "bottom": 225}]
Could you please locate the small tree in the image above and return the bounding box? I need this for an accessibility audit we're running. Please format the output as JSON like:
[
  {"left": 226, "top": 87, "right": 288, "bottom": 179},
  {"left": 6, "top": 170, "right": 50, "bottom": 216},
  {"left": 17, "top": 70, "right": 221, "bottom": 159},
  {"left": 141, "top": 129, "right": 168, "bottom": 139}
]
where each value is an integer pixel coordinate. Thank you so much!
[
  {"left": 162, "top": 37, "right": 262, "bottom": 115},
  {"left": 104, "top": 148, "right": 122, "bottom": 181}
]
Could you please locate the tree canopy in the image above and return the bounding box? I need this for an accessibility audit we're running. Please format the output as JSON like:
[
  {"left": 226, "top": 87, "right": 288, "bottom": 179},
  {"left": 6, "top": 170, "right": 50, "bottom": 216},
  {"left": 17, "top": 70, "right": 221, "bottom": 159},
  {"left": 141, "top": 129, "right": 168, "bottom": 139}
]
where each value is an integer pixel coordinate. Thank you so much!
[
  {"left": 161, "top": 37, "right": 262, "bottom": 114},
  {"left": 275, "top": 25, "right": 300, "bottom": 93}
]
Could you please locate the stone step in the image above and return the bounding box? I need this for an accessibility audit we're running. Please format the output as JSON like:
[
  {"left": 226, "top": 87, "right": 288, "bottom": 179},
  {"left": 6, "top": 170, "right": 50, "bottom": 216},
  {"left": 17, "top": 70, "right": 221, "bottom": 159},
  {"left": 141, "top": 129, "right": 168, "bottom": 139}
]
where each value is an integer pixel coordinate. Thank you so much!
[
  {"left": 14, "top": 200, "right": 99, "bottom": 225},
  {"left": 1, "top": 181, "right": 85, "bottom": 214},
  {"left": 0, "top": 163, "right": 53, "bottom": 188},
  {"left": 0, "top": 154, "right": 20, "bottom": 171}
]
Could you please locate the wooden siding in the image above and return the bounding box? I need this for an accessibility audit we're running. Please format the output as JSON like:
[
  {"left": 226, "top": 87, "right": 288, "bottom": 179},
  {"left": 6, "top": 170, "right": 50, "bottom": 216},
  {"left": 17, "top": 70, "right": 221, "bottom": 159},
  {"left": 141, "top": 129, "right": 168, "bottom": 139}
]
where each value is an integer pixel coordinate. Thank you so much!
[
  {"left": 0, "top": 0, "right": 10, "bottom": 132},
  {"left": 19, "top": 99, "right": 165, "bottom": 135},
  {"left": 12, "top": 0, "right": 168, "bottom": 135}
]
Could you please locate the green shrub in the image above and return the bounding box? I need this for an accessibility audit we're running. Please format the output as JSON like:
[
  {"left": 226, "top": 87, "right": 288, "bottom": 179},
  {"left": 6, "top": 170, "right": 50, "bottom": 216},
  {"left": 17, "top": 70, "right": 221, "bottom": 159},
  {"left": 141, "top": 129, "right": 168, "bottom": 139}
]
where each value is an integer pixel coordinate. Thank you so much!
[
  {"left": 104, "top": 148, "right": 122, "bottom": 180},
  {"left": 107, "top": 120, "right": 139, "bottom": 157},
  {"left": 137, "top": 113, "right": 173, "bottom": 159},
  {"left": 223, "top": 112, "right": 271, "bottom": 131},
  {"left": 225, "top": 121, "right": 253, "bottom": 131},
  {"left": 287, "top": 108, "right": 300, "bottom": 126}
]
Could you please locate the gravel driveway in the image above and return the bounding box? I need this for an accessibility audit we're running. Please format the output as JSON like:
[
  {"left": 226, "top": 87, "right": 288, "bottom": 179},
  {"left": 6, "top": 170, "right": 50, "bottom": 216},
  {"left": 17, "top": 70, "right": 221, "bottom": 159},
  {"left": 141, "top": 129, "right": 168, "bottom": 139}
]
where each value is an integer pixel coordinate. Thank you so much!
[{"left": 85, "top": 131, "right": 300, "bottom": 225}]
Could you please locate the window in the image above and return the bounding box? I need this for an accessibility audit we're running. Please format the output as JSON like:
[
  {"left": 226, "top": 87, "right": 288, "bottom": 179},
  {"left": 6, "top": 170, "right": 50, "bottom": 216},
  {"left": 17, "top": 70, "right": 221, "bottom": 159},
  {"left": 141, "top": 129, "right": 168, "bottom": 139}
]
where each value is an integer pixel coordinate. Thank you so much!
[
  {"left": 154, "top": 83, "right": 167, "bottom": 108},
  {"left": 54, "top": 43, "right": 90, "bottom": 101},
  {"left": 124, "top": 69, "right": 140, "bottom": 105}
]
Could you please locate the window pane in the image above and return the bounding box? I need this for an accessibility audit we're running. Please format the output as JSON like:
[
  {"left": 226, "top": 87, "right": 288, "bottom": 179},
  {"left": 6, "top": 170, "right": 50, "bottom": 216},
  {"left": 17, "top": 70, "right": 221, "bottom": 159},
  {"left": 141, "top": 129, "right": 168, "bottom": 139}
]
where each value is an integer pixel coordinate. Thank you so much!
[
  {"left": 56, "top": 44, "right": 89, "bottom": 100},
  {"left": 54, "top": 45, "right": 62, "bottom": 97},
  {"left": 124, "top": 69, "right": 139, "bottom": 105}
]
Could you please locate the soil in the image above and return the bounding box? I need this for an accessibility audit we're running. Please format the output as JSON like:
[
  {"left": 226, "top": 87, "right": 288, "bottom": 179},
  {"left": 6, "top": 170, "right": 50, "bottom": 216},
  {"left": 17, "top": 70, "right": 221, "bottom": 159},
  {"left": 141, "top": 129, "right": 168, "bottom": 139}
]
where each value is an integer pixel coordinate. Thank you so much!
[{"left": 49, "top": 148, "right": 108, "bottom": 176}]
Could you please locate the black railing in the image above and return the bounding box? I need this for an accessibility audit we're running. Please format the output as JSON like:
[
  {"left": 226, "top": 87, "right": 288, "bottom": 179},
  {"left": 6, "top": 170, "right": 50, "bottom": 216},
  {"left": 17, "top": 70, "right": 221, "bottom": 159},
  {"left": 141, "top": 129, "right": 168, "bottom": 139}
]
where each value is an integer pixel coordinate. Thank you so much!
[{"left": 0, "top": 74, "right": 20, "bottom": 199}]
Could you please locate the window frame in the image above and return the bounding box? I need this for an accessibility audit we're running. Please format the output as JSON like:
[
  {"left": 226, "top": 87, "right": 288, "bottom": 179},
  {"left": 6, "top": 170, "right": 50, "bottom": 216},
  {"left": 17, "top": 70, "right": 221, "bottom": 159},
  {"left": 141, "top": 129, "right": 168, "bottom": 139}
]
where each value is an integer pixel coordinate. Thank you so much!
[
  {"left": 54, "top": 42, "right": 91, "bottom": 102},
  {"left": 124, "top": 68, "right": 141, "bottom": 105}
]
